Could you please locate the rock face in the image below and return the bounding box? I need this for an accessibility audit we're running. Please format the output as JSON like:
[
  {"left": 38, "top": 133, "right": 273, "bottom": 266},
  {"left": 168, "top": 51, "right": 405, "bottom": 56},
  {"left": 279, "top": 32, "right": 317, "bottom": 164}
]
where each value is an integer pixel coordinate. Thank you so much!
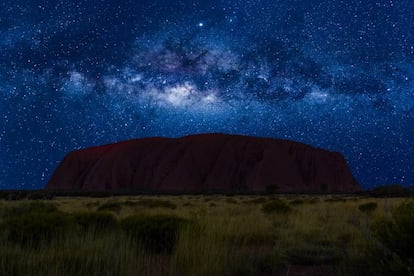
[{"left": 46, "top": 133, "right": 361, "bottom": 193}]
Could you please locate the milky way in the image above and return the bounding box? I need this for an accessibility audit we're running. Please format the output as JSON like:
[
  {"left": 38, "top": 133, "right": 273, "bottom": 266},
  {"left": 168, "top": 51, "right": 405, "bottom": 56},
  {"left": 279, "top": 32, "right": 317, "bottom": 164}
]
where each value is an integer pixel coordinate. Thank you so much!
[{"left": 1, "top": 0, "right": 413, "bottom": 189}]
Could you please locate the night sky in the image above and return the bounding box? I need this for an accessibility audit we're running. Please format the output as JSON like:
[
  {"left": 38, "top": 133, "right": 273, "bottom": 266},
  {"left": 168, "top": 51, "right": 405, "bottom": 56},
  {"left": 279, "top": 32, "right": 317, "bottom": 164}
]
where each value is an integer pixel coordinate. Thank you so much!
[{"left": 1, "top": 0, "right": 413, "bottom": 189}]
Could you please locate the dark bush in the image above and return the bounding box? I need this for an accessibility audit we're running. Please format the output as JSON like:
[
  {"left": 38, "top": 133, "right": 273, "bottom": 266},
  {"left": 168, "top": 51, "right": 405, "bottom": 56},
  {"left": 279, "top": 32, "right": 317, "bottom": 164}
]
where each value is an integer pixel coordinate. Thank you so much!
[
  {"left": 324, "top": 196, "right": 346, "bottom": 203},
  {"left": 374, "top": 200, "right": 414, "bottom": 263},
  {"left": 27, "top": 192, "right": 55, "bottom": 200},
  {"left": 7, "top": 191, "right": 29, "bottom": 200},
  {"left": 0, "top": 202, "right": 74, "bottom": 247},
  {"left": 289, "top": 199, "right": 304, "bottom": 205},
  {"left": 133, "top": 199, "right": 177, "bottom": 209},
  {"left": 122, "top": 200, "right": 138, "bottom": 207},
  {"left": 245, "top": 197, "right": 267, "bottom": 205},
  {"left": 121, "top": 214, "right": 187, "bottom": 253},
  {"left": 262, "top": 199, "right": 291, "bottom": 214},
  {"left": 358, "top": 202, "right": 378, "bottom": 214},
  {"left": 226, "top": 198, "right": 238, "bottom": 204},
  {"left": 72, "top": 212, "right": 118, "bottom": 233},
  {"left": 373, "top": 199, "right": 414, "bottom": 275},
  {"left": 369, "top": 184, "right": 413, "bottom": 198},
  {"left": 85, "top": 201, "right": 101, "bottom": 209},
  {"left": 3, "top": 201, "right": 58, "bottom": 217},
  {"left": 308, "top": 198, "right": 320, "bottom": 204},
  {"left": 0, "top": 191, "right": 56, "bottom": 200},
  {"left": 96, "top": 202, "right": 122, "bottom": 213},
  {"left": 182, "top": 202, "right": 194, "bottom": 207}
]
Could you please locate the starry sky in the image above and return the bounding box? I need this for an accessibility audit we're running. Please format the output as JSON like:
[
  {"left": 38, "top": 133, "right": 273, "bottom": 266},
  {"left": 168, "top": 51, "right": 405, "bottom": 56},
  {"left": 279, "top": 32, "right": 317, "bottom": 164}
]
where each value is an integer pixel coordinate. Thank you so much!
[{"left": 1, "top": 0, "right": 413, "bottom": 189}]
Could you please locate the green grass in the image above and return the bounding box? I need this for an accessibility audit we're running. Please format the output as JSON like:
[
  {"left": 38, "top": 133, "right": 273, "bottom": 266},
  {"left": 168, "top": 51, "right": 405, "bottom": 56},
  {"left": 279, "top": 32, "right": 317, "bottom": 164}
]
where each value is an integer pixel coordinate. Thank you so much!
[{"left": 0, "top": 195, "right": 412, "bottom": 275}]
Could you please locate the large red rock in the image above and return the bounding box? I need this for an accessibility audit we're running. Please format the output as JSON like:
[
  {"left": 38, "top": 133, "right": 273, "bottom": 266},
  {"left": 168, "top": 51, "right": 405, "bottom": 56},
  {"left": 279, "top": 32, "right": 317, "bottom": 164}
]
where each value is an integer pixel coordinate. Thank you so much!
[{"left": 46, "top": 133, "right": 361, "bottom": 193}]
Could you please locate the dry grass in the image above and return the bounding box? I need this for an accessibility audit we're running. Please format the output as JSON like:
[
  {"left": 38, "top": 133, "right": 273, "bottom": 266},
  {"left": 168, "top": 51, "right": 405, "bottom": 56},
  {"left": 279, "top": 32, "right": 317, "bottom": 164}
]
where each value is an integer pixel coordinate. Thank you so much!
[{"left": 0, "top": 195, "right": 409, "bottom": 275}]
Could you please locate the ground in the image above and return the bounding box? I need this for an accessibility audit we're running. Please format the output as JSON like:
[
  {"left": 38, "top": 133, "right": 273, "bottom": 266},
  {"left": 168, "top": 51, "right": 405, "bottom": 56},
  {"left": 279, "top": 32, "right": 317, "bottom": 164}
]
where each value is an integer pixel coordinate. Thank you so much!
[{"left": 0, "top": 194, "right": 411, "bottom": 275}]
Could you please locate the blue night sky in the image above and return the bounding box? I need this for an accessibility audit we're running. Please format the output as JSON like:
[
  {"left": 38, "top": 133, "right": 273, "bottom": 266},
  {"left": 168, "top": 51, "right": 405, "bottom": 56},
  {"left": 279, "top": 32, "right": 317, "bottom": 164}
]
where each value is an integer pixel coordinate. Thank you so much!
[{"left": 0, "top": 0, "right": 413, "bottom": 189}]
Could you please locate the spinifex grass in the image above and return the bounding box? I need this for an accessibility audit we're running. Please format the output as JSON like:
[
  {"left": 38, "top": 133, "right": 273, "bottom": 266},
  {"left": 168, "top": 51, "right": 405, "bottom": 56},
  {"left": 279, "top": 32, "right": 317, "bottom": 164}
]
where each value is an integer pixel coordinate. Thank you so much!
[{"left": 0, "top": 195, "right": 411, "bottom": 275}]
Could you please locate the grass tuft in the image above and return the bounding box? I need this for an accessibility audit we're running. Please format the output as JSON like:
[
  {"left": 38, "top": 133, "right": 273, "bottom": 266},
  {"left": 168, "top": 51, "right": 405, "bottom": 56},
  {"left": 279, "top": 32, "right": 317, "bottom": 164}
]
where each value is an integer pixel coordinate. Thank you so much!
[
  {"left": 96, "top": 202, "right": 122, "bottom": 213},
  {"left": 0, "top": 195, "right": 411, "bottom": 275},
  {"left": 358, "top": 202, "right": 378, "bottom": 214},
  {"left": 262, "top": 199, "right": 291, "bottom": 214},
  {"left": 121, "top": 214, "right": 187, "bottom": 253}
]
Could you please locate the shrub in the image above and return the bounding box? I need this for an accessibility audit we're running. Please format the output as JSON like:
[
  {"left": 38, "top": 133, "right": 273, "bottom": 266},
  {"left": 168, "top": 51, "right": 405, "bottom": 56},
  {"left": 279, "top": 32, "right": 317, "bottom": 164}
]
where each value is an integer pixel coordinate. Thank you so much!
[
  {"left": 358, "top": 202, "right": 378, "bottom": 214},
  {"left": 245, "top": 197, "right": 267, "bottom": 205},
  {"left": 308, "top": 198, "right": 320, "bottom": 204},
  {"left": 72, "top": 212, "right": 118, "bottom": 233},
  {"left": 324, "top": 197, "right": 346, "bottom": 202},
  {"left": 370, "top": 184, "right": 412, "bottom": 198},
  {"left": 225, "top": 198, "right": 238, "bottom": 204},
  {"left": 133, "top": 199, "right": 177, "bottom": 209},
  {"left": 289, "top": 199, "right": 304, "bottom": 205},
  {"left": 262, "top": 199, "right": 291, "bottom": 214},
  {"left": 6, "top": 191, "right": 30, "bottom": 200},
  {"left": 2, "top": 201, "right": 58, "bottom": 217},
  {"left": 373, "top": 200, "right": 414, "bottom": 275},
  {"left": 121, "top": 214, "right": 187, "bottom": 253},
  {"left": 122, "top": 200, "right": 138, "bottom": 207},
  {"left": 0, "top": 202, "right": 74, "bottom": 247},
  {"left": 182, "top": 202, "right": 193, "bottom": 207},
  {"left": 96, "top": 202, "right": 122, "bottom": 213},
  {"left": 26, "top": 191, "right": 55, "bottom": 200},
  {"left": 85, "top": 201, "right": 101, "bottom": 209},
  {"left": 374, "top": 200, "right": 414, "bottom": 263}
]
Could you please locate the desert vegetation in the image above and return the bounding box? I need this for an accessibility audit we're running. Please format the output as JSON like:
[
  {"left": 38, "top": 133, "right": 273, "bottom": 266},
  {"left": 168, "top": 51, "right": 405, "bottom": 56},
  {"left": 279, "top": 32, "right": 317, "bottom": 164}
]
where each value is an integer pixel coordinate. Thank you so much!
[{"left": 0, "top": 194, "right": 413, "bottom": 275}]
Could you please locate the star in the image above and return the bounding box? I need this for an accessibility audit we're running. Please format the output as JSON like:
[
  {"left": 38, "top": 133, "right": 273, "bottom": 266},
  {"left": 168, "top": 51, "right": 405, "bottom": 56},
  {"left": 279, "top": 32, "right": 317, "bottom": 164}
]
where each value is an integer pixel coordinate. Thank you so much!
[{"left": 0, "top": 0, "right": 413, "bottom": 189}]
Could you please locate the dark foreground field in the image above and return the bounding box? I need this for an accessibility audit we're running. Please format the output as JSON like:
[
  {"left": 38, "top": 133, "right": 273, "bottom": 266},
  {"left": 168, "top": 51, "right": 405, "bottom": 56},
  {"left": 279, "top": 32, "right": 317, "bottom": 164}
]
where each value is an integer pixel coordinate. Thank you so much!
[{"left": 0, "top": 195, "right": 413, "bottom": 275}]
